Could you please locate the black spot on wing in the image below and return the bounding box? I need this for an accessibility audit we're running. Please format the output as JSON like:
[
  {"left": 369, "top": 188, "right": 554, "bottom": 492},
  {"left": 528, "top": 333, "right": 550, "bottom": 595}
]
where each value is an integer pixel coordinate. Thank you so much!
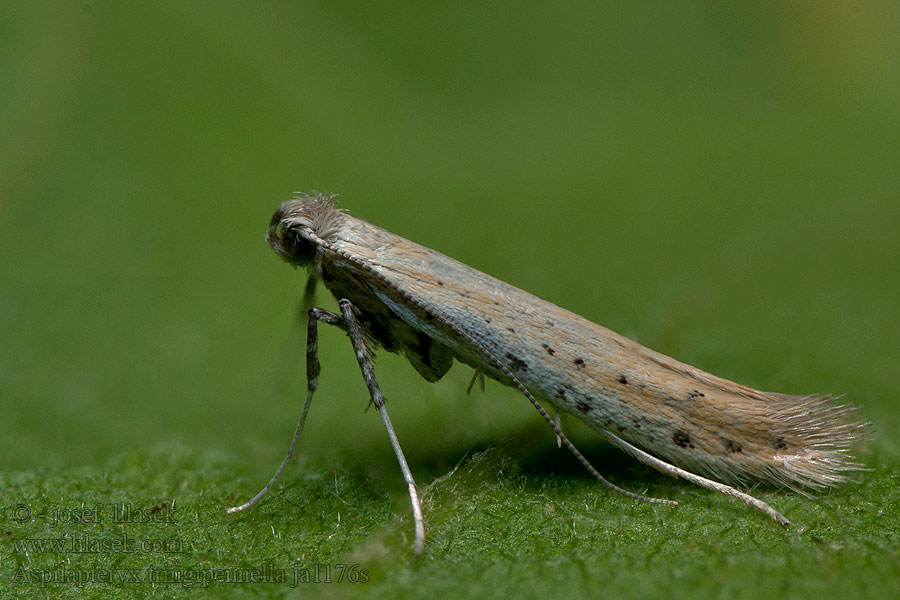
[
  {"left": 722, "top": 438, "right": 742, "bottom": 453},
  {"left": 505, "top": 352, "right": 528, "bottom": 372},
  {"left": 673, "top": 430, "right": 694, "bottom": 449}
]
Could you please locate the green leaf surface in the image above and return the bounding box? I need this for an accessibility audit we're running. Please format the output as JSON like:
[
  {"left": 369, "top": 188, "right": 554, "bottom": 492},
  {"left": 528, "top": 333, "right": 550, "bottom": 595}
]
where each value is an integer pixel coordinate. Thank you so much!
[{"left": 2, "top": 2, "right": 898, "bottom": 598}]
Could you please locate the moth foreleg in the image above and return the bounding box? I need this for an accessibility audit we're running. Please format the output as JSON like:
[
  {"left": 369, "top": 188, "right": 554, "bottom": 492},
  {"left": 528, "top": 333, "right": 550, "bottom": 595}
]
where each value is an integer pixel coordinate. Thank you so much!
[{"left": 226, "top": 306, "right": 339, "bottom": 515}]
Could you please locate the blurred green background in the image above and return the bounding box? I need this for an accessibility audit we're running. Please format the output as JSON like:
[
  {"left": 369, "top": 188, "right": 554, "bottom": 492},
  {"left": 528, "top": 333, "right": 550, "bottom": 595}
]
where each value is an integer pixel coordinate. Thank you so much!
[{"left": 1, "top": 1, "right": 898, "bottom": 598}]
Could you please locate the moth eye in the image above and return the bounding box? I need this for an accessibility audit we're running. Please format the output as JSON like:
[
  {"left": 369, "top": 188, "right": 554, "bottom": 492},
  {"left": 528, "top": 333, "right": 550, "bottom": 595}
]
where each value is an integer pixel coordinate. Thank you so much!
[{"left": 282, "top": 227, "right": 316, "bottom": 264}]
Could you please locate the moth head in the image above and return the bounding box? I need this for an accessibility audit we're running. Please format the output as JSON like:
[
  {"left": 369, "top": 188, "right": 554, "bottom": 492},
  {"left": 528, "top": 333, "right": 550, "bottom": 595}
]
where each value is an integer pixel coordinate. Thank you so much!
[
  {"left": 266, "top": 193, "right": 341, "bottom": 266},
  {"left": 271, "top": 223, "right": 316, "bottom": 266}
]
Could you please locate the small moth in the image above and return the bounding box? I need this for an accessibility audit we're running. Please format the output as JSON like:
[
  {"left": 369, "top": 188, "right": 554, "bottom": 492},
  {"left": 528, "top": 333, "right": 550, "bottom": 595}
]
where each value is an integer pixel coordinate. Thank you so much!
[{"left": 228, "top": 193, "right": 866, "bottom": 556}]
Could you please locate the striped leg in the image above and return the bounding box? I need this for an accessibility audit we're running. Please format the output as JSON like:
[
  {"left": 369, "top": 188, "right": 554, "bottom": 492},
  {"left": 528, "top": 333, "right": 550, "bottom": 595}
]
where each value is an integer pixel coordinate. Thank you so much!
[{"left": 338, "top": 299, "right": 426, "bottom": 557}]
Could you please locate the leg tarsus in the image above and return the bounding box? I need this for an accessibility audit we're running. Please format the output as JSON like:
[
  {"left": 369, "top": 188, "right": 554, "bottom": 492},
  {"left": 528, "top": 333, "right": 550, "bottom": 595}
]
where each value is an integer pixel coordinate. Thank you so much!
[{"left": 226, "top": 389, "right": 314, "bottom": 514}]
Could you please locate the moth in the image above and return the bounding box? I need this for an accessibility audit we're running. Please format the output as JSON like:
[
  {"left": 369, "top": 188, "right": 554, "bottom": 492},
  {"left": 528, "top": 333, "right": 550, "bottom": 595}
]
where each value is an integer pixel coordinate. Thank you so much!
[{"left": 228, "top": 193, "right": 866, "bottom": 556}]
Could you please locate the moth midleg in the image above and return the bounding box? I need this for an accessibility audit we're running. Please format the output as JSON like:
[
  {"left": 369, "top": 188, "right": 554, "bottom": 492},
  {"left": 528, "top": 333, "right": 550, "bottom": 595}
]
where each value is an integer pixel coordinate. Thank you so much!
[
  {"left": 337, "top": 298, "right": 426, "bottom": 558},
  {"left": 227, "top": 307, "right": 340, "bottom": 515},
  {"left": 601, "top": 430, "right": 791, "bottom": 525},
  {"left": 496, "top": 365, "right": 676, "bottom": 506},
  {"left": 410, "top": 306, "right": 676, "bottom": 507}
]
